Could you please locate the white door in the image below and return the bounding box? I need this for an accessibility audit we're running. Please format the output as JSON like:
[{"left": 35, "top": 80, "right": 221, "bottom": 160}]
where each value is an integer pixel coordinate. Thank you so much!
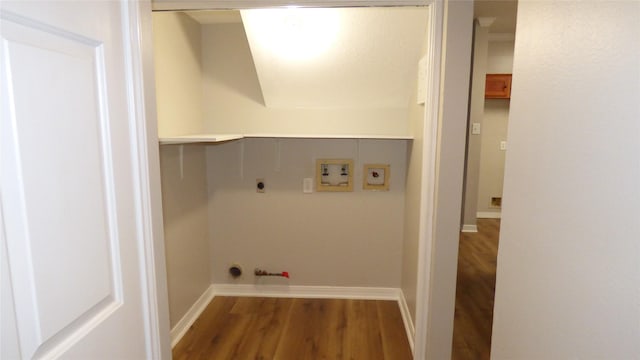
[{"left": 1, "top": 1, "right": 164, "bottom": 358}]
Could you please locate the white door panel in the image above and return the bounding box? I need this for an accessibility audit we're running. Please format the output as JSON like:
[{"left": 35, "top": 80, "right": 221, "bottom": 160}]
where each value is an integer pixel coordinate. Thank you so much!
[{"left": 1, "top": 2, "right": 158, "bottom": 359}]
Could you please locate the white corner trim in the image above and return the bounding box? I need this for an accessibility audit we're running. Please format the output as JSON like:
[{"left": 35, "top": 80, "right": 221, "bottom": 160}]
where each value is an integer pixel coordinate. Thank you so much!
[
  {"left": 413, "top": 1, "right": 443, "bottom": 359},
  {"left": 211, "top": 284, "right": 400, "bottom": 300},
  {"left": 170, "top": 285, "right": 216, "bottom": 348},
  {"left": 461, "top": 224, "right": 478, "bottom": 233},
  {"left": 476, "top": 211, "right": 502, "bottom": 219},
  {"left": 397, "top": 290, "right": 415, "bottom": 352},
  {"left": 122, "top": 1, "right": 169, "bottom": 358},
  {"left": 488, "top": 32, "right": 515, "bottom": 42}
]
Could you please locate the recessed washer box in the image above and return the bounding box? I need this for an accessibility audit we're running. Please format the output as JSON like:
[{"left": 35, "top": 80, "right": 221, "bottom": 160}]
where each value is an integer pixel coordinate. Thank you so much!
[{"left": 316, "top": 159, "right": 354, "bottom": 192}]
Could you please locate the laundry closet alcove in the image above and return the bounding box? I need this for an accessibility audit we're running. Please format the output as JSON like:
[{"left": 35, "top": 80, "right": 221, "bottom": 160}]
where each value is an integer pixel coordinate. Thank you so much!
[{"left": 151, "top": 4, "right": 433, "bottom": 350}]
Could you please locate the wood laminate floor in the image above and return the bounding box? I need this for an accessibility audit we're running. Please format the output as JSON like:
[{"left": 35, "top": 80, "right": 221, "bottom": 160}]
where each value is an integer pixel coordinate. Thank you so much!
[
  {"left": 452, "top": 218, "right": 500, "bottom": 360},
  {"left": 173, "top": 297, "right": 412, "bottom": 360}
]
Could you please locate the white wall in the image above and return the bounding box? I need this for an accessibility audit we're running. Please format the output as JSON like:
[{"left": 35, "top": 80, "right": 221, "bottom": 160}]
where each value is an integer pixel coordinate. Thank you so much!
[
  {"left": 401, "top": 17, "right": 430, "bottom": 323},
  {"left": 154, "top": 12, "right": 211, "bottom": 328},
  {"left": 486, "top": 41, "right": 514, "bottom": 74},
  {"left": 476, "top": 99, "right": 509, "bottom": 214},
  {"left": 152, "top": 12, "right": 204, "bottom": 137},
  {"left": 159, "top": 146, "right": 211, "bottom": 328},
  {"left": 200, "top": 23, "right": 409, "bottom": 137},
  {"left": 476, "top": 40, "right": 514, "bottom": 215},
  {"left": 492, "top": 1, "right": 640, "bottom": 358},
  {"left": 205, "top": 138, "right": 407, "bottom": 287}
]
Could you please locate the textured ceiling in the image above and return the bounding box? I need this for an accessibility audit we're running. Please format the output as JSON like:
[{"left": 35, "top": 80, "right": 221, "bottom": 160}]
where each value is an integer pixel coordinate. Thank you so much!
[
  {"left": 474, "top": 0, "right": 518, "bottom": 34},
  {"left": 189, "top": 8, "right": 429, "bottom": 109},
  {"left": 243, "top": 7, "right": 428, "bottom": 108}
]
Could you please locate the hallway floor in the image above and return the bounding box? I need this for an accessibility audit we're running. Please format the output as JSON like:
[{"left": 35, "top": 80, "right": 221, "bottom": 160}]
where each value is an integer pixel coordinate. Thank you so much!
[{"left": 452, "top": 218, "right": 500, "bottom": 360}]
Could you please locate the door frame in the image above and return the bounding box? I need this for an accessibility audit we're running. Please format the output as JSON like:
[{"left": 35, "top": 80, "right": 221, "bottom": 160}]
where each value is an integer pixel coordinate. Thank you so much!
[
  {"left": 138, "top": 1, "right": 444, "bottom": 358},
  {"left": 124, "top": 1, "right": 172, "bottom": 359}
]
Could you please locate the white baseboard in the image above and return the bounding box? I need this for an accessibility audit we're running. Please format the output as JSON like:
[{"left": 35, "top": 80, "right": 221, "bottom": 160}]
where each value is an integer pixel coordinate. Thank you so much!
[
  {"left": 397, "top": 290, "right": 415, "bottom": 351},
  {"left": 170, "top": 284, "right": 215, "bottom": 348},
  {"left": 461, "top": 224, "right": 478, "bottom": 232},
  {"left": 476, "top": 211, "right": 501, "bottom": 219},
  {"left": 172, "top": 284, "right": 415, "bottom": 353},
  {"left": 211, "top": 284, "right": 400, "bottom": 300}
]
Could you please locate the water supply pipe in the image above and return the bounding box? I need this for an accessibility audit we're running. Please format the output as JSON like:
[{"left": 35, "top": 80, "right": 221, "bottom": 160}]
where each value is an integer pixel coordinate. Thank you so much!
[{"left": 255, "top": 268, "right": 290, "bottom": 279}]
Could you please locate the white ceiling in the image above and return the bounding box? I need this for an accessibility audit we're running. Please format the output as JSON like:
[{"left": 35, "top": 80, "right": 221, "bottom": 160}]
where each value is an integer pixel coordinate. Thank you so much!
[
  {"left": 188, "top": 8, "right": 429, "bottom": 109},
  {"left": 474, "top": 0, "right": 518, "bottom": 34}
]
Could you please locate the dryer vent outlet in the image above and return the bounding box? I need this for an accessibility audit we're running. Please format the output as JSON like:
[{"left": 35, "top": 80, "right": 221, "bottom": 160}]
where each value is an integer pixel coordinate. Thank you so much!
[
  {"left": 256, "top": 179, "right": 265, "bottom": 193},
  {"left": 229, "top": 264, "right": 242, "bottom": 278}
]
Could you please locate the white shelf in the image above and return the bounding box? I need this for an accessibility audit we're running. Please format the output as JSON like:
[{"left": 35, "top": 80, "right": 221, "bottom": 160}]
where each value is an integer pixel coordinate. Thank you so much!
[
  {"left": 159, "top": 133, "right": 413, "bottom": 145},
  {"left": 159, "top": 134, "right": 244, "bottom": 145},
  {"left": 245, "top": 134, "right": 414, "bottom": 140}
]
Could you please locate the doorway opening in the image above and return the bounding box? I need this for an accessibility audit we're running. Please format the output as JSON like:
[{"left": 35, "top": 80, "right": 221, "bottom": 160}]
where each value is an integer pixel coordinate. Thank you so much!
[
  {"left": 148, "top": 2, "right": 441, "bottom": 358},
  {"left": 454, "top": 0, "right": 518, "bottom": 358}
]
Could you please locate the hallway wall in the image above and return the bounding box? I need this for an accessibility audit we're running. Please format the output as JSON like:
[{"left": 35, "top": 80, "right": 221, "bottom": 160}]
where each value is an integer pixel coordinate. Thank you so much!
[
  {"left": 476, "top": 41, "right": 514, "bottom": 216},
  {"left": 492, "top": 1, "right": 640, "bottom": 357}
]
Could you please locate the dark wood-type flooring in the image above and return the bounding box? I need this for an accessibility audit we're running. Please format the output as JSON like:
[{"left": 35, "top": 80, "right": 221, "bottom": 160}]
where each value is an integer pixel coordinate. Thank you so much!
[
  {"left": 452, "top": 218, "right": 500, "bottom": 360},
  {"left": 173, "top": 297, "right": 412, "bottom": 360}
]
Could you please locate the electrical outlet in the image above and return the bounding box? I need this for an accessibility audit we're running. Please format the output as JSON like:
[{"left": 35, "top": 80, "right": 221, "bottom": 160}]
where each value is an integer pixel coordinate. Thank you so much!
[
  {"left": 472, "top": 123, "right": 481, "bottom": 135},
  {"left": 256, "top": 178, "right": 265, "bottom": 193},
  {"left": 303, "top": 178, "right": 313, "bottom": 193},
  {"left": 500, "top": 141, "right": 507, "bottom": 151}
]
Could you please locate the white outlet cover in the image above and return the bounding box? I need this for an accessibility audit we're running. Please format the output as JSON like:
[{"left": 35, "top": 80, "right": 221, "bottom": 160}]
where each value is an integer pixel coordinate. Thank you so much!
[
  {"left": 303, "top": 178, "right": 313, "bottom": 193},
  {"left": 472, "top": 123, "right": 481, "bottom": 135}
]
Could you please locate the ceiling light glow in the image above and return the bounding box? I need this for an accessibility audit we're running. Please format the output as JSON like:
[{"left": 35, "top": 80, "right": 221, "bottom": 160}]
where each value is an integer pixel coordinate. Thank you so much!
[{"left": 241, "top": 8, "right": 340, "bottom": 62}]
